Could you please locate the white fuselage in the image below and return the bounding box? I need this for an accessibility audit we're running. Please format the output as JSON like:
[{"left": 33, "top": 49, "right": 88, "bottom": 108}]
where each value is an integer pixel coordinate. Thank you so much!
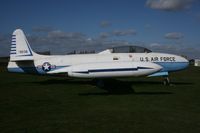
[{"left": 8, "top": 52, "right": 189, "bottom": 78}]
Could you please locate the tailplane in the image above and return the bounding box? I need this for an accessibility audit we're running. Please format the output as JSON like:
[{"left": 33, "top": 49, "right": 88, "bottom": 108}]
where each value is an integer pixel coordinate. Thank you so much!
[
  {"left": 8, "top": 29, "right": 38, "bottom": 73},
  {"left": 10, "top": 29, "right": 35, "bottom": 61}
]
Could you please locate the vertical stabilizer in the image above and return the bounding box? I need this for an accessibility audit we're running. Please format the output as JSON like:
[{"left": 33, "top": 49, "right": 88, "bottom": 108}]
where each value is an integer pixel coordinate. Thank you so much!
[{"left": 10, "top": 29, "right": 34, "bottom": 61}]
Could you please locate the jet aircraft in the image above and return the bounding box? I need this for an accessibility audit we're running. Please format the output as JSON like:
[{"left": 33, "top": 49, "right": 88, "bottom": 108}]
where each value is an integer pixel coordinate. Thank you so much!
[{"left": 7, "top": 29, "right": 189, "bottom": 85}]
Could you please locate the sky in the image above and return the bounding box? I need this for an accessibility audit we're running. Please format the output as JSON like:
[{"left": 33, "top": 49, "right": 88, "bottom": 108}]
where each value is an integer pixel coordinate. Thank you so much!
[{"left": 0, "top": 0, "right": 200, "bottom": 58}]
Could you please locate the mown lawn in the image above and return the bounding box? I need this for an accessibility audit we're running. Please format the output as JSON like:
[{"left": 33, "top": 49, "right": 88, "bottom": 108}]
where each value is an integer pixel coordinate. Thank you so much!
[{"left": 0, "top": 66, "right": 200, "bottom": 133}]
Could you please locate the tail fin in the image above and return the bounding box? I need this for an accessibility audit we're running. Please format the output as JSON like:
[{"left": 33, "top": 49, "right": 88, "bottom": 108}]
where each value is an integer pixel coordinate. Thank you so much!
[{"left": 10, "top": 29, "right": 35, "bottom": 61}]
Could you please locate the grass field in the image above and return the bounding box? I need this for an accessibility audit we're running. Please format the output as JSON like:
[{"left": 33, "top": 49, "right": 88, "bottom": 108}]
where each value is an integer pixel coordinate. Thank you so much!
[{"left": 0, "top": 65, "right": 200, "bottom": 133}]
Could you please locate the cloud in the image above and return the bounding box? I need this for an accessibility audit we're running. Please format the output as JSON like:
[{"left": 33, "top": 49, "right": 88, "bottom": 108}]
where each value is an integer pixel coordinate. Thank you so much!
[
  {"left": 146, "top": 0, "right": 194, "bottom": 11},
  {"left": 98, "top": 29, "right": 137, "bottom": 39},
  {"left": 47, "top": 30, "right": 86, "bottom": 40},
  {"left": 27, "top": 29, "right": 132, "bottom": 54},
  {"left": 112, "top": 29, "right": 137, "bottom": 36},
  {"left": 149, "top": 43, "right": 161, "bottom": 47},
  {"left": 27, "top": 30, "right": 90, "bottom": 54},
  {"left": 147, "top": 42, "right": 200, "bottom": 59},
  {"left": 99, "top": 32, "right": 111, "bottom": 39},
  {"left": 27, "top": 29, "right": 138, "bottom": 54},
  {"left": 32, "top": 26, "right": 54, "bottom": 33},
  {"left": 165, "top": 32, "right": 184, "bottom": 40},
  {"left": 100, "top": 21, "right": 112, "bottom": 28}
]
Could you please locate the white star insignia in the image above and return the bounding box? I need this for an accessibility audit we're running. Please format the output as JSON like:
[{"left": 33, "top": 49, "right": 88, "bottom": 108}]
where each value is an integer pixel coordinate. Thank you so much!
[{"left": 42, "top": 62, "right": 51, "bottom": 71}]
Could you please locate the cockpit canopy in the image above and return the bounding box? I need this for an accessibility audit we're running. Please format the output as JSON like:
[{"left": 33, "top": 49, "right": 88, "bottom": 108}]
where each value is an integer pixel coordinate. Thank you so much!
[{"left": 110, "top": 46, "right": 152, "bottom": 53}]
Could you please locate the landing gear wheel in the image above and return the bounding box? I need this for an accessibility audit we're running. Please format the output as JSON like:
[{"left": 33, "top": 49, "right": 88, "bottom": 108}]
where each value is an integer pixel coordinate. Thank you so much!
[{"left": 163, "top": 77, "right": 170, "bottom": 86}]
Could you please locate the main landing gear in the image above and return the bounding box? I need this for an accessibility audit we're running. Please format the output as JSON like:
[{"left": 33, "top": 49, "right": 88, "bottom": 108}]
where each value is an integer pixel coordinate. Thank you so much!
[{"left": 163, "top": 77, "right": 170, "bottom": 86}]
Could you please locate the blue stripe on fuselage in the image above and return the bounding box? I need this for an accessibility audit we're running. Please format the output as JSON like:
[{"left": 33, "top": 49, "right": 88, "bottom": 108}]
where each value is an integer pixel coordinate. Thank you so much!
[
  {"left": 75, "top": 68, "right": 138, "bottom": 74},
  {"left": 74, "top": 67, "right": 153, "bottom": 74},
  {"left": 154, "top": 62, "right": 189, "bottom": 72}
]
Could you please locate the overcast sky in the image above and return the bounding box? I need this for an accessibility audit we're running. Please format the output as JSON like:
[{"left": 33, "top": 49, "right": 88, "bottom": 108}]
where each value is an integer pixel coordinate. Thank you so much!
[{"left": 0, "top": 0, "right": 200, "bottom": 58}]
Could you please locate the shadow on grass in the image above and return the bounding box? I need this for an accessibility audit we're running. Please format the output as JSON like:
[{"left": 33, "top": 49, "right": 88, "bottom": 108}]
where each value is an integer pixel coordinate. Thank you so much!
[
  {"left": 30, "top": 78, "right": 191, "bottom": 95},
  {"left": 79, "top": 79, "right": 174, "bottom": 96},
  {"left": 78, "top": 91, "right": 173, "bottom": 96},
  {"left": 32, "top": 78, "right": 193, "bottom": 86}
]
